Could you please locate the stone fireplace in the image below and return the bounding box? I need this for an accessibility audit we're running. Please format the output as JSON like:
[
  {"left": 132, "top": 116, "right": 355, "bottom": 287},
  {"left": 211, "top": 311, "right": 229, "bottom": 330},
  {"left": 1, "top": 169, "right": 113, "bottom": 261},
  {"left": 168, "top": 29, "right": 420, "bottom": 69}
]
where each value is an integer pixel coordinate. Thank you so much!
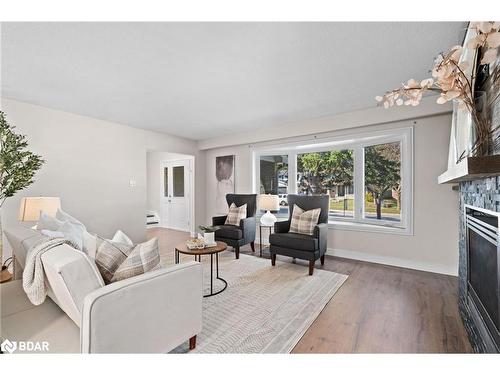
[{"left": 460, "top": 178, "right": 500, "bottom": 352}]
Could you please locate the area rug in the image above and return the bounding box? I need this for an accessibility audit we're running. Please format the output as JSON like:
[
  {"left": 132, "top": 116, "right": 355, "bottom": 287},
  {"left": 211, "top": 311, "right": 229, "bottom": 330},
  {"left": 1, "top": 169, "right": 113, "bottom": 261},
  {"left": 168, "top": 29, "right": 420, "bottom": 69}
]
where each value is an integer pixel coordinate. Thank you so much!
[{"left": 168, "top": 251, "right": 348, "bottom": 353}]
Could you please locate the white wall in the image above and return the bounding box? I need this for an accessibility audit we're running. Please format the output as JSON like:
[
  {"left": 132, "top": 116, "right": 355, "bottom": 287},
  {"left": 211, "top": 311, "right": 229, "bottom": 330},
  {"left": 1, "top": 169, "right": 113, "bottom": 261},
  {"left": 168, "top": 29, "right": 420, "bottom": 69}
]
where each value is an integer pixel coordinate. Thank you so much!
[
  {"left": 204, "top": 114, "right": 459, "bottom": 276},
  {"left": 1, "top": 98, "right": 206, "bottom": 258}
]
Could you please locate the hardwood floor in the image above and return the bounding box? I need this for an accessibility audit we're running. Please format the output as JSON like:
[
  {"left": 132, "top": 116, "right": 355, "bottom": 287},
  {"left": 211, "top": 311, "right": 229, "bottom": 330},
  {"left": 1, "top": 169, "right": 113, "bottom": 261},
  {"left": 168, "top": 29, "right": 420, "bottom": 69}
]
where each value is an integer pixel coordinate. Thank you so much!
[{"left": 147, "top": 227, "right": 473, "bottom": 353}]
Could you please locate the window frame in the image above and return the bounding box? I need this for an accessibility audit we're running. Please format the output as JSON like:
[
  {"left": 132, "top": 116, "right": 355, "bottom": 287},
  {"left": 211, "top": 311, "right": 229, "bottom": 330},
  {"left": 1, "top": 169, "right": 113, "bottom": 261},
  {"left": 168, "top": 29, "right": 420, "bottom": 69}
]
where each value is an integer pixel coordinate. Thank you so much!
[{"left": 252, "top": 127, "right": 414, "bottom": 235}]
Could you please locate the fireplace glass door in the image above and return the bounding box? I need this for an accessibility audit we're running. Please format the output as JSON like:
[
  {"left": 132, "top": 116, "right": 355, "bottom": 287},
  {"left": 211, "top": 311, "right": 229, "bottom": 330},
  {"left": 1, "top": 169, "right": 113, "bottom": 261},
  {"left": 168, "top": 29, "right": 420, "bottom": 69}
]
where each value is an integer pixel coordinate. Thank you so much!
[{"left": 466, "top": 206, "right": 500, "bottom": 349}]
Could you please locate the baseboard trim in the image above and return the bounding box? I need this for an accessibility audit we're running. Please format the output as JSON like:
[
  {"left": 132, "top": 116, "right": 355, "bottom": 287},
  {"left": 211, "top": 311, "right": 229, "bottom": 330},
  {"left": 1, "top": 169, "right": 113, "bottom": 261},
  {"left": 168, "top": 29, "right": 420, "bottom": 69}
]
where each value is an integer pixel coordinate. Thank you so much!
[{"left": 326, "top": 248, "right": 458, "bottom": 276}]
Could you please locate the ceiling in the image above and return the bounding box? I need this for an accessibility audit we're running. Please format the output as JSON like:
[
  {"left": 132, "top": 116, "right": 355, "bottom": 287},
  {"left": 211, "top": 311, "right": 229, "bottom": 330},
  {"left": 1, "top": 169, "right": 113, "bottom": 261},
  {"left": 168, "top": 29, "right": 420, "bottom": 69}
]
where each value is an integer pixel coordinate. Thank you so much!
[{"left": 1, "top": 22, "right": 466, "bottom": 140}]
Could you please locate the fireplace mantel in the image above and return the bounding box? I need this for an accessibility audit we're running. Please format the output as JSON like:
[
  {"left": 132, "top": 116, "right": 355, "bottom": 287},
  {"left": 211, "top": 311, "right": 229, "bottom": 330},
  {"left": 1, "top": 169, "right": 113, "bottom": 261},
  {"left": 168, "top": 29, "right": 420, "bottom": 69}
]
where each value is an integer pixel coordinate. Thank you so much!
[{"left": 438, "top": 155, "right": 500, "bottom": 184}]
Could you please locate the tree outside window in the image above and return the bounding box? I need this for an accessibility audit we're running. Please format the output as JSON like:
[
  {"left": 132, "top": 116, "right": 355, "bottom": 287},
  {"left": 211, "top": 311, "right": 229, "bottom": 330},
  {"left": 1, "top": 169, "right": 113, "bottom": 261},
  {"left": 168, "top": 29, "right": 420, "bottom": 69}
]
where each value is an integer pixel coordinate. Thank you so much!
[
  {"left": 364, "top": 142, "right": 401, "bottom": 221},
  {"left": 297, "top": 149, "right": 354, "bottom": 218}
]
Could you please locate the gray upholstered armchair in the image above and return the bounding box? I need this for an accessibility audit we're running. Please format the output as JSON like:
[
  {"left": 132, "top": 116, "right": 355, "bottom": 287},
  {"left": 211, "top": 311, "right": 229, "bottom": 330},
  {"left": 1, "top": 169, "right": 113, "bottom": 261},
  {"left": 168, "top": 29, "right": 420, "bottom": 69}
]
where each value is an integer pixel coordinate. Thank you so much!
[
  {"left": 212, "top": 194, "right": 257, "bottom": 259},
  {"left": 269, "top": 194, "right": 329, "bottom": 275}
]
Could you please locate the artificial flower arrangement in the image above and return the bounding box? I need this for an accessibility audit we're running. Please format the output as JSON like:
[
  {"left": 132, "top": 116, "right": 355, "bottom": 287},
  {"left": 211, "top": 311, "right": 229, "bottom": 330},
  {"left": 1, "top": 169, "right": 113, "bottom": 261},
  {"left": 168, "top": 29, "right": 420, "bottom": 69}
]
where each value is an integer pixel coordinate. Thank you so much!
[{"left": 376, "top": 22, "right": 500, "bottom": 160}]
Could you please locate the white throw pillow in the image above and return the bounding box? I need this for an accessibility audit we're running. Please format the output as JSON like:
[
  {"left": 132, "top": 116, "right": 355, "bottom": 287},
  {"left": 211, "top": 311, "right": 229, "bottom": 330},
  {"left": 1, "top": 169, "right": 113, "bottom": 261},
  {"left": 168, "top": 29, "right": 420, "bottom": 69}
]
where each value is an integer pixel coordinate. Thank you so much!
[
  {"left": 56, "top": 208, "right": 97, "bottom": 257},
  {"left": 40, "top": 229, "right": 65, "bottom": 238},
  {"left": 56, "top": 208, "right": 85, "bottom": 226},
  {"left": 58, "top": 221, "right": 85, "bottom": 250},
  {"left": 112, "top": 229, "right": 133, "bottom": 246},
  {"left": 36, "top": 211, "right": 64, "bottom": 231},
  {"left": 83, "top": 232, "right": 98, "bottom": 259},
  {"left": 38, "top": 220, "right": 84, "bottom": 250}
]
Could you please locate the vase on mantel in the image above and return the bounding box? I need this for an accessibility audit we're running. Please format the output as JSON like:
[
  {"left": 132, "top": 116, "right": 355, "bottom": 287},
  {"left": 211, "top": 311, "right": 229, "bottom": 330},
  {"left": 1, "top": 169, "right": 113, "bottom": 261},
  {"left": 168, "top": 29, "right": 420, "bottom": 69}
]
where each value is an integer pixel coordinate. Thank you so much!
[
  {"left": 471, "top": 91, "right": 492, "bottom": 158},
  {"left": 453, "top": 91, "right": 492, "bottom": 163}
]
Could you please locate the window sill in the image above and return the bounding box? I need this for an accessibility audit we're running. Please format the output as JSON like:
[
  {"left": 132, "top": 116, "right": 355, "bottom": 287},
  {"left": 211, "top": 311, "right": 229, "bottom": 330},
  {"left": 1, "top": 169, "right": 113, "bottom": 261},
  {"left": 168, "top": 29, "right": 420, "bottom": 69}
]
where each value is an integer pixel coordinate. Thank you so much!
[{"left": 328, "top": 220, "right": 413, "bottom": 236}]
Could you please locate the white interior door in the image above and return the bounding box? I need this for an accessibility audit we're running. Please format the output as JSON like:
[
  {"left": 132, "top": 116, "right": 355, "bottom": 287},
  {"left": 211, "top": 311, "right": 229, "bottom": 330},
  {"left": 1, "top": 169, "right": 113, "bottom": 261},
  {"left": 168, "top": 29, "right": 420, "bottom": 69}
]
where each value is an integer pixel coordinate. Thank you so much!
[{"left": 161, "top": 159, "right": 191, "bottom": 232}]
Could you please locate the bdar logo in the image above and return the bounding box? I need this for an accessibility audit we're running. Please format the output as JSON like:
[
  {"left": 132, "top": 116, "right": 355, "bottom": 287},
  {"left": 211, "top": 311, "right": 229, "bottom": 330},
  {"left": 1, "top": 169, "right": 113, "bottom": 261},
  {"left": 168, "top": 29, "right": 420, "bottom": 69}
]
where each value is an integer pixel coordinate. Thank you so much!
[{"left": 1, "top": 339, "right": 17, "bottom": 353}]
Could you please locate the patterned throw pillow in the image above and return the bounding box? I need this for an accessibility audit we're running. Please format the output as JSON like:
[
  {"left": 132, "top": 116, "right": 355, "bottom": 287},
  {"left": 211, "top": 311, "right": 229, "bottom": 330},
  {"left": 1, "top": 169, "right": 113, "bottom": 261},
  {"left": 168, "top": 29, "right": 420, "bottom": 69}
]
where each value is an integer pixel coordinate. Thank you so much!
[
  {"left": 95, "top": 237, "right": 161, "bottom": 284},
  {"left": 225, "top": 203, "right": 247, "bottom": 226},
  {"left": 289, "top": 204, "right": 321, "bottom": 236},
  {"left": 111, "top": 238, "right": 161, "bottom": 283},
  {"left": 95, "top": 238, "right": 134, "bottom": 283}
]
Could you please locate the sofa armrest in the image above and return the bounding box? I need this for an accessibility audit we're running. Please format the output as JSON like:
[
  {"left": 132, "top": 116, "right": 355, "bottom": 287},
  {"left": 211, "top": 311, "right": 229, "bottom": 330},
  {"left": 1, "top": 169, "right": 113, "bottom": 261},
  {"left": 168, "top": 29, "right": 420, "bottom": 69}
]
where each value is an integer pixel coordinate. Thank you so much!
[
  {"left": 212, "top": 215, "right": 227, "bottom": 226},
  {"left": 240, "top": 216, "right": 256, "bottom": 242},
  {"left": 274, "top": 220, "right": 291, "bottom": 233},
  {"left": 314, "top": 223, "right": 328, "bottom": 253},
  {"left": 41, "top": 243, "right": 104, "bottom": 326},
  {"left": 80, "top": 261, "right": 203, "bottom": 353}
]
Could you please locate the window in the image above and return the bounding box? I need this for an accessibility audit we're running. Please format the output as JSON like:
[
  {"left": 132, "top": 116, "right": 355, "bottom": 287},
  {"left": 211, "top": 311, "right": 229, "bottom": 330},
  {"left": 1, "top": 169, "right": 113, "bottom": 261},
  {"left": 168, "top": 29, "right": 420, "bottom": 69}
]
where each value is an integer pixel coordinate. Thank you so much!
[
  {"left": 259, "top": 155, "right": 288, "bottom": 217},
  {"left": 254, "top": 127, "right": 413, "bottom": 234},
  {"left": 363, "top": 142, "right": 401, "bottom": 223},
  {"left": 164, "top": 167, "right": 169, "bottom": 197},
  {"left": 297, "top": 150, "right": 354, "bottom": 219},
  {"left": 173, "top": 166, "right": 185, "bottom": 197}
]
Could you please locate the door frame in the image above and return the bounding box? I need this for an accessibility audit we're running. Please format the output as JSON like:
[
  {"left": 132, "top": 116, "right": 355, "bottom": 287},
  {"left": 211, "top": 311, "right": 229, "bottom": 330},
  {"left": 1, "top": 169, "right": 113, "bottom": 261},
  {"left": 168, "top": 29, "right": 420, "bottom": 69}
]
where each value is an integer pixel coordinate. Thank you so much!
[{"left": 160, "top": 156, "right": 195, "bottom": 235}]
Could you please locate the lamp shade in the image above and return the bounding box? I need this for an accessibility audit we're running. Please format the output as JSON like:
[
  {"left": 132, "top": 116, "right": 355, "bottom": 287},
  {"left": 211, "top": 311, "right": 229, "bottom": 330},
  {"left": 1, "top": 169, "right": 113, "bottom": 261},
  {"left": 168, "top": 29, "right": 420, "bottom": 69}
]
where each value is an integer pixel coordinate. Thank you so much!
[
  {"left": 18, "top": 197, "right": 61, "bottom": 222},
  {"left": 259, "top": 194, "right": 280, "bottom": 212}
]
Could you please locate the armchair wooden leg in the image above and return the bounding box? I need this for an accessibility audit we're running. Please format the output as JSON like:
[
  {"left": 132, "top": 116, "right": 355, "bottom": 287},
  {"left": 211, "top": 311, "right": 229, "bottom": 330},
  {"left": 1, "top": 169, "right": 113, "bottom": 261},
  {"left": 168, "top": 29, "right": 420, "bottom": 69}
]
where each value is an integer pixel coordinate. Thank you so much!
[
  {"left": 308, "top": 260, "right": 315, "bottom": 276},
  {"left": 250, "top": 242, "right": 255, "bottom": 252},
  {"left": 235, "top": 245, "right": 240, "bottom": 259},
  {"left": 320, "top": 255, "right": 325, "bottom": 265},
  {"left": 189, "top": 335, "right": 197, "bottom": 350},
  {"left": 271, "top": 254, "right": 276, "bottom": 266}
]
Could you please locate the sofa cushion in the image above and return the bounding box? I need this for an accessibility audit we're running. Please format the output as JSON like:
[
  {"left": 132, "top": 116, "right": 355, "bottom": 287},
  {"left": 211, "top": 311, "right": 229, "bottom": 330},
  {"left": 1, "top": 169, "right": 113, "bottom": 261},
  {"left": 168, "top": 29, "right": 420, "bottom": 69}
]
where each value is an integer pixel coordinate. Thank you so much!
[
  {"left": 0, "top": 280, "right": 80, "bottom": 353},
  {"left": 269, "top": 232, "right": 318, "bottom": 251},
  {"left": 216, "top": 225, "right": 243, "bottom": 240}
]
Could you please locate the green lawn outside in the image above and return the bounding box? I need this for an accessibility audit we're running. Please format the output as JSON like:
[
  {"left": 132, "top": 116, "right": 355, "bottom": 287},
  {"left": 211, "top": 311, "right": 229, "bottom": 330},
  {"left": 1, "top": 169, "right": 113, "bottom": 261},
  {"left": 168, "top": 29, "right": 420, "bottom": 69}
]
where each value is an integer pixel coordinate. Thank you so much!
[{"left": 329, "top": 198, "right": 401, "bottom": 214}]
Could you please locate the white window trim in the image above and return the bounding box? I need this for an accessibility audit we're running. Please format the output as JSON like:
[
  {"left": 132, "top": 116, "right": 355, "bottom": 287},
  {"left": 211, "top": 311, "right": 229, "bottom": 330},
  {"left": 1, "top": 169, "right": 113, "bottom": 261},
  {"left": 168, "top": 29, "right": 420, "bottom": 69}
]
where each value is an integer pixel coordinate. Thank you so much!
[{"left": 253, "top": 126, "right": 414, "bottom": 236}]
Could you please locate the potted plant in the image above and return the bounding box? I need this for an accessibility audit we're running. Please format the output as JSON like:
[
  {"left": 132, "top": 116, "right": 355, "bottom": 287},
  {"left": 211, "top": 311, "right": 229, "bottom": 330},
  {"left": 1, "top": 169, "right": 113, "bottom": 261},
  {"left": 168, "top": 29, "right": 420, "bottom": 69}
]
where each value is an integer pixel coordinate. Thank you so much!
[
  {"left": 198, "top": 225, "right": 220, "bottom": 245},
  {"left": 0, "top": 111, "right": 44, "bottom": 268},
  {"left": 376, "top": 22, "right": 500, "bottom": 160}
]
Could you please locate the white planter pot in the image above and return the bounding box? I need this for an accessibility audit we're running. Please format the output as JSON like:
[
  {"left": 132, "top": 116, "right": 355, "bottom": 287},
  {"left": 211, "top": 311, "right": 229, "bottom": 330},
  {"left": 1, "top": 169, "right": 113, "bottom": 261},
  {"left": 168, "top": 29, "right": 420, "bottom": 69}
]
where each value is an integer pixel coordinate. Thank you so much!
[{"left": 204, "top": 231, "right": 215, "bottom": 244}]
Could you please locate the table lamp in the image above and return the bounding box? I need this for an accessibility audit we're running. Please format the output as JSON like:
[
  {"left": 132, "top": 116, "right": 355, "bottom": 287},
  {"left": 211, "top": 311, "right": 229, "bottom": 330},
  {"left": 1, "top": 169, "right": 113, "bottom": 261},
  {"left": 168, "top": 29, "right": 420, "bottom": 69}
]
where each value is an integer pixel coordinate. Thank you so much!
[
  {"left": 18, "top": 197, "right": 61, "bottom": 222},
  {"left": 259, "top": 194, "right": 280, "bottom": 226}
]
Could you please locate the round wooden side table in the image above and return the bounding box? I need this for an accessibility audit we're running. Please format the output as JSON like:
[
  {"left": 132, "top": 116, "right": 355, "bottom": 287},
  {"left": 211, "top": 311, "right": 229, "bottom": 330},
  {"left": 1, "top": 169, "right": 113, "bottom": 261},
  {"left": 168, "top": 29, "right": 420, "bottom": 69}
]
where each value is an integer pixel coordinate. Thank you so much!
[{"left": 175, "top": 241, "right": 228, "bottom": 297}]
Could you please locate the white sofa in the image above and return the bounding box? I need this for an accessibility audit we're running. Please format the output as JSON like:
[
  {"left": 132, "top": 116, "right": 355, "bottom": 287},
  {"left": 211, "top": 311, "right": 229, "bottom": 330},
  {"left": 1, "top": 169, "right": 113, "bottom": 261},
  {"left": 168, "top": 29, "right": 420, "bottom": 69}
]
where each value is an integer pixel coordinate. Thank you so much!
[{"left": 2, "top": 226, "right": 203, "bottom": 353}]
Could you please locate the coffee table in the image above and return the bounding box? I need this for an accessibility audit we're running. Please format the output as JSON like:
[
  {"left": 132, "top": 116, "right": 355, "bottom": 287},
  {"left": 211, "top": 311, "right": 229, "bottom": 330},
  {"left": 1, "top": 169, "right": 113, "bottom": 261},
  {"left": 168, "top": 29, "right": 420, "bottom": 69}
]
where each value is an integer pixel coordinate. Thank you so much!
[{"left": 175, "top": 241, "right": 228, "bottom": 297}]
